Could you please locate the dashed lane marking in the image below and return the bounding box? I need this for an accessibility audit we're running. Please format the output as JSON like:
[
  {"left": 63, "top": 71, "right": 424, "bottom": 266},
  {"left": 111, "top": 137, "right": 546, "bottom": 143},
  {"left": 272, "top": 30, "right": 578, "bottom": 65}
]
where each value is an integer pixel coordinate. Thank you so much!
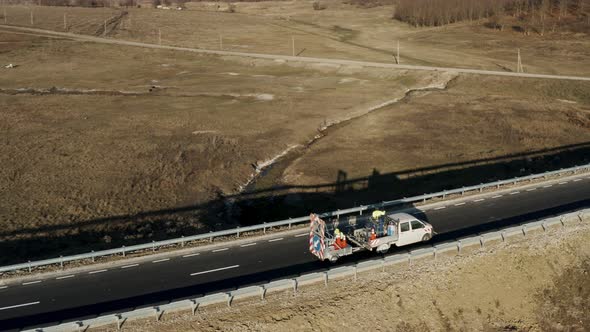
[
  {"left": 573, "top": 178, "right": 582, "bottom": 182},
  {"left": 543, "top": 185, "right": 553, "bottom": 188},
  {"left": 454, "top": 202, "right": 466, "bottom": 206},
  {"left": 492, "top": 195, "right": 503, "bottom": 198},
  {"left": 473, "top": 198, "right": 485, "bottom": 202},
  {"left": 152, "top": 258, "right": 170, "bottom": 263},
  {"left": 558, "top": 182, "right": 568, "bottom": 185},
  {"left": 268, "top": 238, "right": 284, "bottom": 242},
  {"left": 22, "top": 280, "right": 41, "bottom": 286},
  {"left": 509, "top": 191, "right": 520, "bottom": 195},
  {"left": 212, "top": 248, "right": 229, "bottom": 253},
  {"left": 121, "top": 264, "right": 139, "bottom": 269},
  {"left": 56, "top": 275, "right": 75, "bottom": 280},
  {"left": 294, "top": 233, "right": 308, "bottom": 237},
  {"left": 182, "top": 253, "right": 200, "bottom": 258},
  {"left": 434, "top": 206, "right": 446, "bottom": 210},
  {"left": 89, "top": 269, "right": 108, "bottom": 275},
  {"left": 190, "top": 265, "right": 240, "bottom": 276},
  {"left": 240, "top": 243, "right": 257, "bottom": 247},
  {"left": 526, "top": 188, "right": 537, "bottom": 191},
  {"left": 0, "top": 301, "right": 40, "bottom": 311},
  {"left": 0, "top": 286, "right": 8, "bottom": 290}
]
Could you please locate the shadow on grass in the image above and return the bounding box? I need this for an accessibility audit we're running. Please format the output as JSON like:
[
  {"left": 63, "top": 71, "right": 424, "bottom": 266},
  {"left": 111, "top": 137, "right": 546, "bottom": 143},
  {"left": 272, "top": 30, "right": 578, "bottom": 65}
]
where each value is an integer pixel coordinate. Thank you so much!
[{"left": 1, "top": 141, "right": 589, "bottom": 265}]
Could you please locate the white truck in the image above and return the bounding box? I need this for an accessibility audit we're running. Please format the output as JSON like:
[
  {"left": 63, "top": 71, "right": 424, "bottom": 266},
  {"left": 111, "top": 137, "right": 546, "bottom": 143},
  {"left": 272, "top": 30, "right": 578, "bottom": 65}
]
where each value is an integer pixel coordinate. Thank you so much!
[{"left": 309, "top": 211, "right": 435, "bottom": 262}]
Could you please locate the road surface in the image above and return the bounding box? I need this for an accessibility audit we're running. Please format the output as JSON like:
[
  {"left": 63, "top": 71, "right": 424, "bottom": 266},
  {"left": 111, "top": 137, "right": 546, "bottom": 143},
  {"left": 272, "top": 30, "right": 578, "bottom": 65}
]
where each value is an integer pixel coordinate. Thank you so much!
[{"left": 0, "top": 175, "right": 588, "bottom": 330}]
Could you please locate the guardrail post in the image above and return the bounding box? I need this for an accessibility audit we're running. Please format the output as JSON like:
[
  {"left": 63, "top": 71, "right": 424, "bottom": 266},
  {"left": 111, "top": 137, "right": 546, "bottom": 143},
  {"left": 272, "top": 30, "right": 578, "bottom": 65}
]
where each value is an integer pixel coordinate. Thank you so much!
[
  {"left": 497, "top": 184, "right": 500, "bottom": 189},
  {"left": 336, "top": 210, "right": 340, "bottom": 220},
  {"left": 354, "top": 265, "right": 358, "bottom": 281},
  {"left": 457, "top": 241, "right": 462, "bottom": 254},
  {"left": 154, "top": 307, "right": 162, "bottom": 321},
  {"left": 433, "top": 247, "right": 437, "bottom": 259},
  {"left": 479, "top": 184, "right": 483, "bottom": 192},
  {"left": 181, "top": 236, "right": 185, "bottom": 247},
  {"left": 578, "top": 212, "right": 585, "bottom": 222},
  {"left": 91, "top": 250, "right": 95, "bottom": 263},
  {"left": 115, "top": 314, "right": 123, "bottom": 331},
  {"left": 560, "top": 216, "right": 565, "bottom": 227},
  {"left": 28, "top": 261, "right": 31, "bottom": 273},
  {"left": 60, "top": 256, "right": 64, "bottom": 269},
  {"left": 237, "top": 227, "right": 240, "bottom": 238},
  {"left": 292, "top": 279, "right": 298, "bottom": 295},
  {"left": 260, "top": 286, "right": 266, "bottom": 301},
  {"left": 289, "top": 218, "right": 292, "bottom": 229},
  {"left": 461, "top": 187, "right": 464, "bottom": 195},
  {"left": 324, "top": 272, "right": 328, "bottom": 287},
  {"left": 479, "top": 236, "right": 484, "bottom": 247},
  {"left": 442, "top": 191, "right": 446, "bottom": 199},
  {"left": 209, "top": 231, "right": 213, "bottom": 242},
  {"left": 501, "top": 231, "right": 506, "bottom": 242},
  {"left": 152, "top": 240, "right": 156, "bottom": 252},
  {"left": 191, "top": 300, "right": 199, "bottom": 315},
  {"left": 122, "top": 246, "right": 126, "bottom": 257},
  {"left": 263, "top": 223, "right": 267, "bottom": 234}
]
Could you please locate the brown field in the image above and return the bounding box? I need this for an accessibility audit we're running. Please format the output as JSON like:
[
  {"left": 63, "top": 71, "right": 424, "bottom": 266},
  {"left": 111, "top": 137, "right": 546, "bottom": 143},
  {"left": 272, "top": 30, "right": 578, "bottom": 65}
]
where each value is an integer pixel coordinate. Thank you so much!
[{"left": 0, "top": 0, "right": 589, "bottom": 263}]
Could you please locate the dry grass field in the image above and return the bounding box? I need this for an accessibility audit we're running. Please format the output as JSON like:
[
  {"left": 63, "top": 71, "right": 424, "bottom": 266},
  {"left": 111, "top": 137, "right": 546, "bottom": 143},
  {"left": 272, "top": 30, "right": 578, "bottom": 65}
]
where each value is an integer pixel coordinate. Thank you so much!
[
  {"left": 0, "top": 0, "right": 589, "bottom": 262},
  {"left": 2, "top": 0, "right": 590, "bottom": 75}
]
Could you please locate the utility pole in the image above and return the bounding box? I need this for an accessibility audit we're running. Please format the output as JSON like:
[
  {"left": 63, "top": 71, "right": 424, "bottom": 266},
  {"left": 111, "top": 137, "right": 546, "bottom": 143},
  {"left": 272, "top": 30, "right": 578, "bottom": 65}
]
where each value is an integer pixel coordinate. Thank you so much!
[
  {"left": 292, "top": 36, "right": 295, "bottom": 57},
  {"left": 396, "top": 40, "right": 400, "bottom": 64},
  {"left": 517, "top": 48, "right": 524, "bottom": 73}
]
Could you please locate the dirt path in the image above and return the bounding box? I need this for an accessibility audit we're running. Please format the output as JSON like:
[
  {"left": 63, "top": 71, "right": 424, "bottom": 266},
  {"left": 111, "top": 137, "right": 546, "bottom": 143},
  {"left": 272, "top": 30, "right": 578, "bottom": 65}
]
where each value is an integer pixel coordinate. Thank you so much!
[{"left": 1, "top": 24, "right": 589, "bottom": 82}]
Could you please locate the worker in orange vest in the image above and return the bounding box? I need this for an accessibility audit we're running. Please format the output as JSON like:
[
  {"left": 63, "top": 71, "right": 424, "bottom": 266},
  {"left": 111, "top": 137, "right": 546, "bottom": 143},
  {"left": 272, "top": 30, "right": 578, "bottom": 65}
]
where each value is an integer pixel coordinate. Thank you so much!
[
  {"left": 340, "top": 233, "right": 347, "bottom": 248},
  {"left": 369, "top": 228, "right": 377, "bottom": 241}
]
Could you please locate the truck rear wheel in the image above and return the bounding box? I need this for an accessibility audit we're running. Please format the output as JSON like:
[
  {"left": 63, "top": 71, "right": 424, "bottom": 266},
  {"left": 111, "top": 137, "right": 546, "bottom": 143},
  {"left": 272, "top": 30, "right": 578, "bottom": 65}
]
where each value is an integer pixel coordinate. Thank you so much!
[
  {"left": 422, "top": 234, "right": 432, "bottom": 242},
  {"left": 329, "top": 255, "right": 339, "bottom": 263}
]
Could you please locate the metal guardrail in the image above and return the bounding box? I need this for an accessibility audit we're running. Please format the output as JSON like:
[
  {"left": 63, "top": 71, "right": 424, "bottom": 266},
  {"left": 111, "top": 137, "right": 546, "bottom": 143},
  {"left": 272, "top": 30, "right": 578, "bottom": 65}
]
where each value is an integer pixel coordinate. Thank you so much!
[
  {"left": 2, "top": 163, "right": 589, "bottom": 274},
  {"left": 26, "top": 208, "right": 589, "bottom": 332}
]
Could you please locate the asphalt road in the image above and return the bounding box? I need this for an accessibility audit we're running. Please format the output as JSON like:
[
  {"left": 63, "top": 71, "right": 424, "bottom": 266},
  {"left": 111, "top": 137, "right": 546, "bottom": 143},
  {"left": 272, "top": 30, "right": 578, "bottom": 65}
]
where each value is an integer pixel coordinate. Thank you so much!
[
  {"left": 0, "top": 175, "right": 589, "bottom": 330},
  {"left": 1, "top": 24, "right": 590, "bottom": 82}
]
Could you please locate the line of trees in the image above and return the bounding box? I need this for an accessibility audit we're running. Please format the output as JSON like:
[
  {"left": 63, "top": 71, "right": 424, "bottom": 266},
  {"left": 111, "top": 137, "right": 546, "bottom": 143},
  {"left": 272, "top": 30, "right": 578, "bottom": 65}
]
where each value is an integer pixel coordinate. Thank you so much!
[
  {"left": 1, "top": 0, "right": 189, "bottom": 8},
  {"left": 394, "top": 0, "right": 589, "bottom": 29}
]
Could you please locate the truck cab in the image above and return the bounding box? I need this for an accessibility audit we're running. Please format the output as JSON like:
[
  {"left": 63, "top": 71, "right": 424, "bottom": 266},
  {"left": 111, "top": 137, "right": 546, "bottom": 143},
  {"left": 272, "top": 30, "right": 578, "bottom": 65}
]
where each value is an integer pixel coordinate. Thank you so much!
[{"left": 390, "top": 213, "right": 433, "bottom": 246}]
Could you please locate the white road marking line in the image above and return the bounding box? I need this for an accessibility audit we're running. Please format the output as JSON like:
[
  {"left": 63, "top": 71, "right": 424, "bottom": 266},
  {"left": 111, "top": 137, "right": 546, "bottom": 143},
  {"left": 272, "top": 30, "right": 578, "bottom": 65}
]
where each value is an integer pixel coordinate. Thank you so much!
[
  {"left": 22, "top": 280, "right": 41, "bottom": 286},
  {"left": 294, "top": 233, "right": 308, "bottom": 237},
  {"left": 56, "top": 275, "right": 75, "bottom": 280},
  {"left": 268, "top": 238, "right": 284, "bottom": 242},
  {"left": 509, "top": 191, "right": 520, "bottom": 195},
  {"left": 190, "top": 265, "right": 240, "bottom": 276},
  {"left": 526, "top": 188, "right": 537, "bottom": 191},
  {"left": 212, "top": 248, "right": 229, "bottom": 253},
  {"left": 473, "top": 198, "right": 485, "bottom": 202},
  {"left": 543, "top": 185, "right": 553, "bottom": 188},
  {"left": 434, "top": 206, "right": 446, "bottom": 210},
  {"left": 0, "top": 301, "right": 40, "bottom": 311},
  {"left": 454, "top": 202, "right": 466, "bottom": 206},
  {"left": 182, "top": 253, "right": 200, "bottom": 258},
  {"left": 492, "top": 195, "right": 503, "bottom": 198},
  {"left": 89, "top": 269, "right": 108, "bottom": 275},
  {"left": 152, "top": 258, "right": 170, "bottom": 263},
  {"left": 240, "top": 243, "right": 257, "bottom": 247},
  {"left": 573, "top": 178, "right": 582, "bottom": 182},
  {"left": 121, "top": 264, "right": 139, "bottom": 269},
  {"left": 558, "top": 182, "right": 568, "bottom": 185},
  {"left": 0, "top": 286, "right": 8, "bottom": 290}
]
